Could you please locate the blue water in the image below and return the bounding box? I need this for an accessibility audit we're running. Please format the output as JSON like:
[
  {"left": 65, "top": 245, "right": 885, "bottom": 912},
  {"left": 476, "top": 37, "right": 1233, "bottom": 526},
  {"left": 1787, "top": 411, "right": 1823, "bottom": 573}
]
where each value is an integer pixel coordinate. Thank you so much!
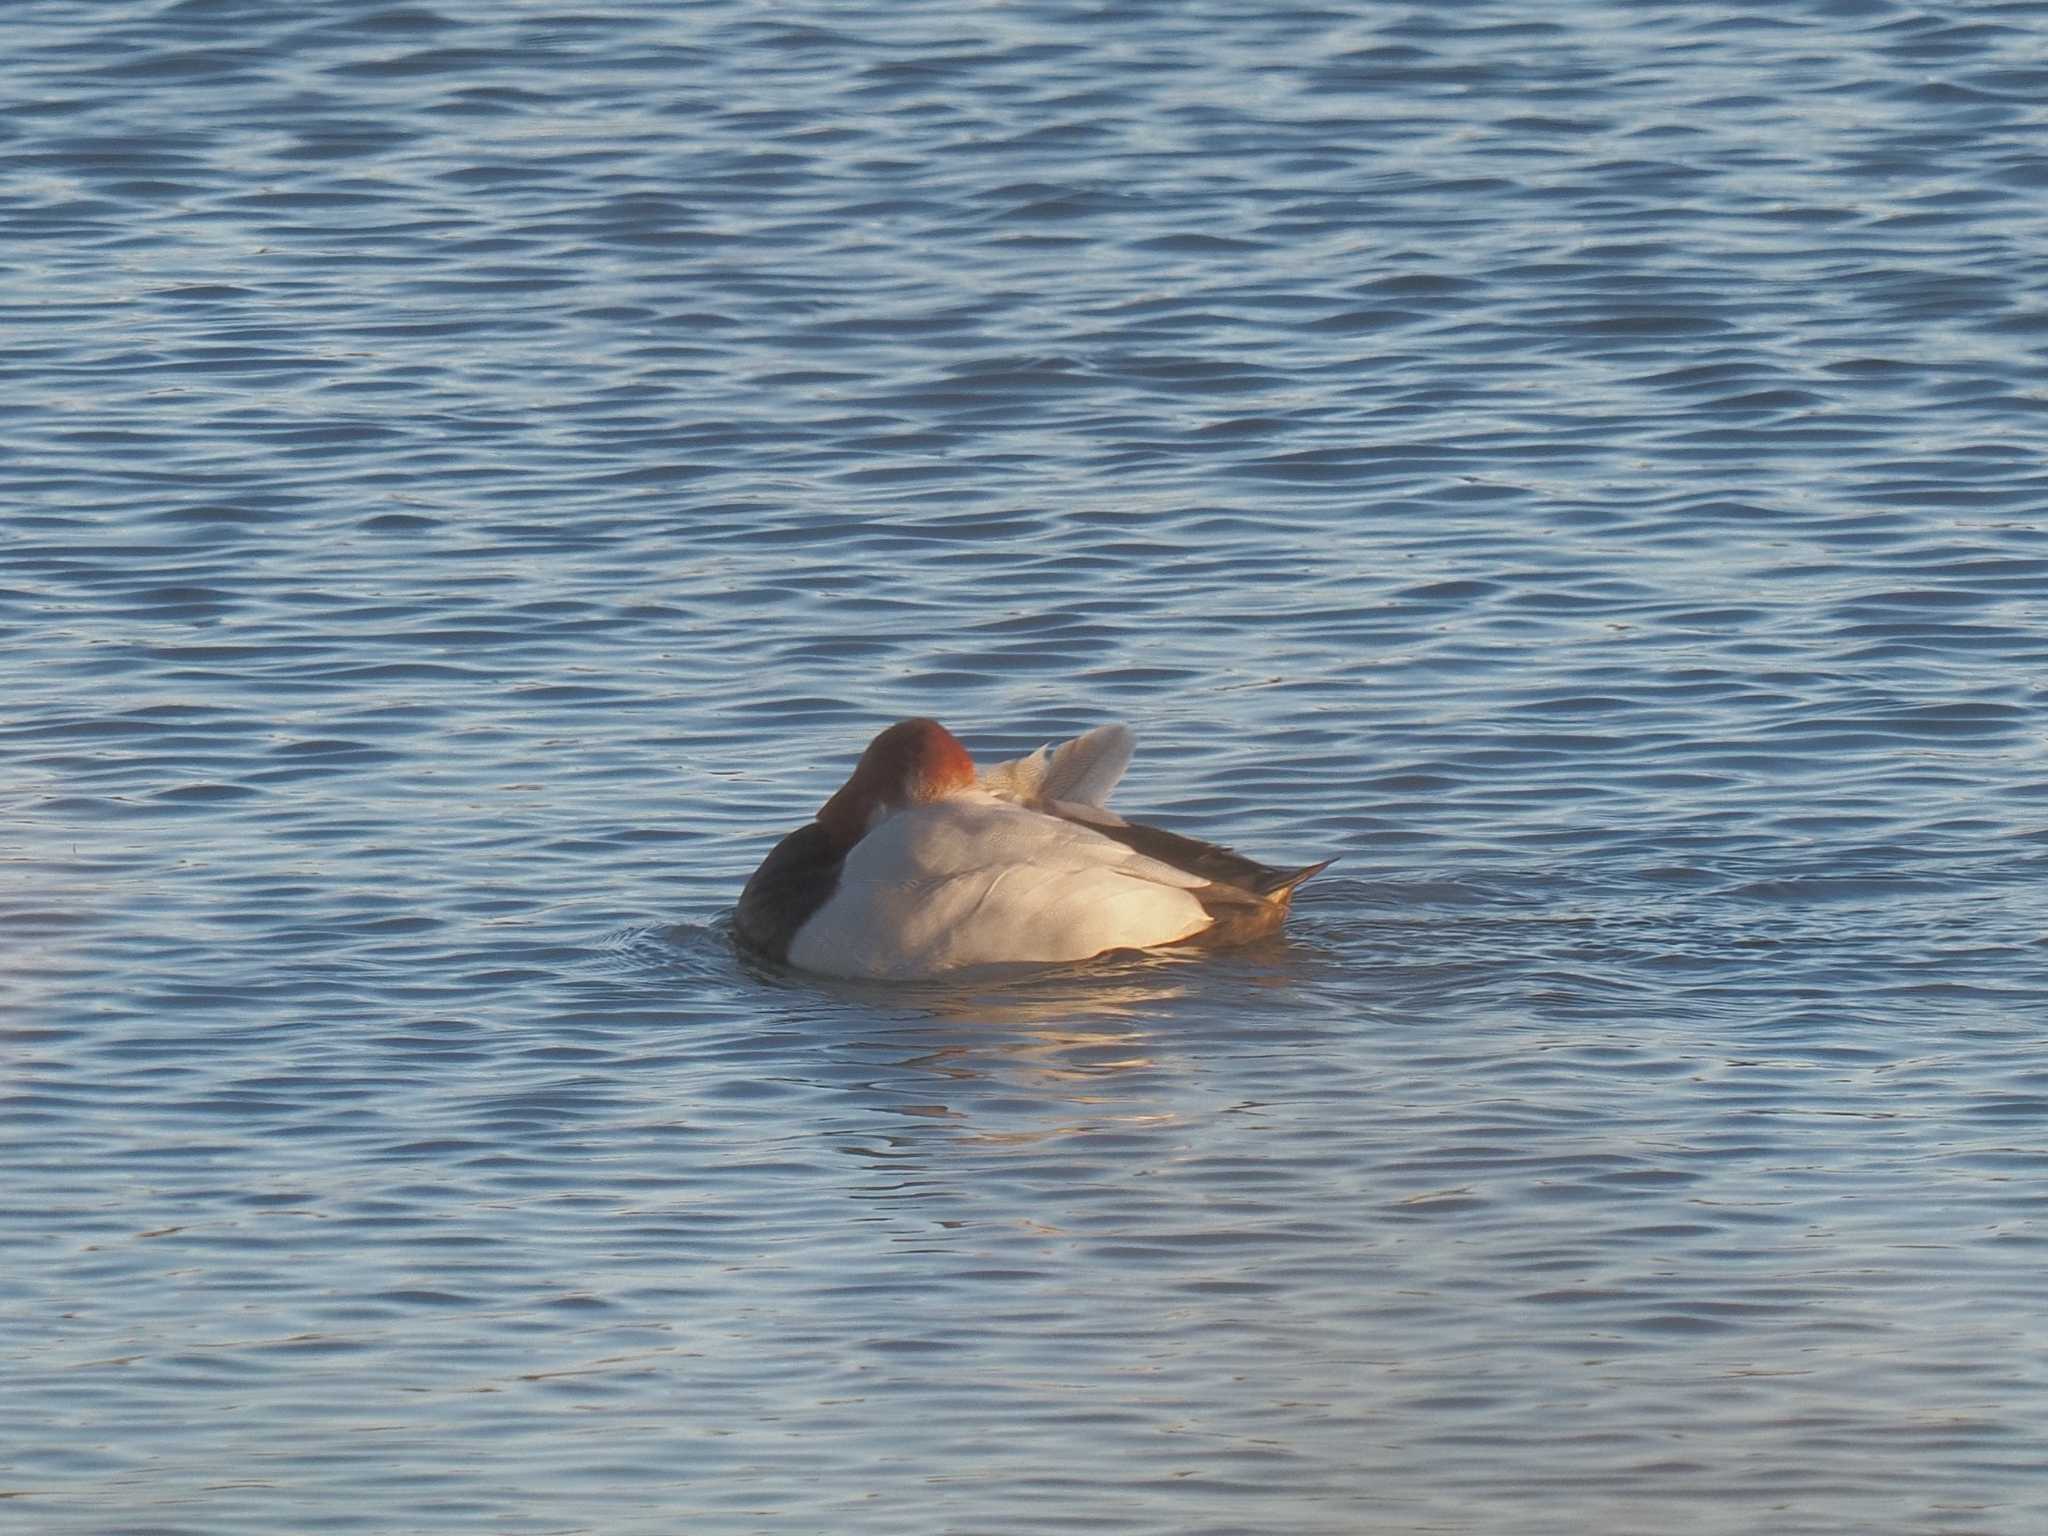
[{"left": 6, "top": 2, "right": 2048, "bottom": 1531}]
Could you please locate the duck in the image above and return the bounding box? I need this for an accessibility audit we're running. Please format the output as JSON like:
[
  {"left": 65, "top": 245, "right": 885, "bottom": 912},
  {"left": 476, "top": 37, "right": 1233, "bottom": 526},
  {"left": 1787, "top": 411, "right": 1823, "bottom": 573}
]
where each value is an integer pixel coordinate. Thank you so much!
[{"left": 735, "top": 718, "right": 1328, "bottom": 979}]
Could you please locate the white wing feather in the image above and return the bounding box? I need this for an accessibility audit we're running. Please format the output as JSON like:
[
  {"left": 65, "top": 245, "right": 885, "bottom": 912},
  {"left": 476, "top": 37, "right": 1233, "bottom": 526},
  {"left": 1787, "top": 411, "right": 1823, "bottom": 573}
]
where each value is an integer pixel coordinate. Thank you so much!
[{"left": 978, "top": 723, "right": 1133, "bottom": 810}]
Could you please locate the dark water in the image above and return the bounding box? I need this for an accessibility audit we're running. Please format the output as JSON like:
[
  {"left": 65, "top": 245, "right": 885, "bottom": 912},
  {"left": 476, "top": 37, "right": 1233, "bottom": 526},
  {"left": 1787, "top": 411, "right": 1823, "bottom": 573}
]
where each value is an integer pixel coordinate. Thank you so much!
[{"left": 6, "top": 2, "right": 2048, "bottom": 1532}]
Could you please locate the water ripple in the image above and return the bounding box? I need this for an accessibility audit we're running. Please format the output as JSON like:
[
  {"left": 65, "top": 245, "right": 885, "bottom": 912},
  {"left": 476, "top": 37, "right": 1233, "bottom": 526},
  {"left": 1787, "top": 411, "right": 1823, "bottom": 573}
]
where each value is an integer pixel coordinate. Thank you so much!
[{"left": 5, "top": 1, "right": 2048, "bottom": 1533}]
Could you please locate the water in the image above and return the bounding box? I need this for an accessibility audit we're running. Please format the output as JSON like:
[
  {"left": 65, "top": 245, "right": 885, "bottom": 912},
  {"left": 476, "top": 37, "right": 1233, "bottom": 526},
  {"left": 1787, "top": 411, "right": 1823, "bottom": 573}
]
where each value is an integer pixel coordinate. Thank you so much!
[{"left": 5, "top": 1, "right": 2048, "bottom": 1531}]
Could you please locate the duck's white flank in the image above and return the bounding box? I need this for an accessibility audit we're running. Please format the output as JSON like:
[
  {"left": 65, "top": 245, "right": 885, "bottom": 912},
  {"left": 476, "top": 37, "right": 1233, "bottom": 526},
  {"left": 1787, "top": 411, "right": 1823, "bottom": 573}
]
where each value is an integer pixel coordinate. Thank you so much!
[{"left": 785, "top": 788, "right": 1211, "bottom": 979}]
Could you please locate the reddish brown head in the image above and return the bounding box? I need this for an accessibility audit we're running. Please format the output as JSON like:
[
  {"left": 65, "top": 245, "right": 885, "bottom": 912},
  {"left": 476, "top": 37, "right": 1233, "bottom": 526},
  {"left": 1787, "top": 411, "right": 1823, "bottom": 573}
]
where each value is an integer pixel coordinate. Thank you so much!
[{"left": 816, "top": 718, "right": 976, "bottom": 848}]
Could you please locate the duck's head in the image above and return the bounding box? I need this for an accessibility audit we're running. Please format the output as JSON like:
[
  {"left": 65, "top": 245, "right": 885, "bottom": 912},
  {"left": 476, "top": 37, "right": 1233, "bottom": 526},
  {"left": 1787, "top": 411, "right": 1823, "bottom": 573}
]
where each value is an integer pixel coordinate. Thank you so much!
[{"left": 817, "top": 717, "right": 976, "bottom": 848}]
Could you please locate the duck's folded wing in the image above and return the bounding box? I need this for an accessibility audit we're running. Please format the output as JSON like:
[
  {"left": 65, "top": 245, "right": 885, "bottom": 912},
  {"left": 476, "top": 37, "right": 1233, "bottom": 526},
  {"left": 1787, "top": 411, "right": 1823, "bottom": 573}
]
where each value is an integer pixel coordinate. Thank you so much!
[
  {"left": 1030, "top": 812, "right": 1334, "bottom": 947},
  {"left": 1042, "top": 811, "right": 1306, "bottom": 895}
]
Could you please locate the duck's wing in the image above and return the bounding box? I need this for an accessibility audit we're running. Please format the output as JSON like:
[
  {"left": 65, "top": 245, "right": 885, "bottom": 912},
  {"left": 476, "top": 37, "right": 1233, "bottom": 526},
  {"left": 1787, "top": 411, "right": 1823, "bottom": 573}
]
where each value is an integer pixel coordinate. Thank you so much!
[
  {"left": 1069, "top": 817, "right": 1330, "bottom": 945},
  {"left": 1058, "top": 809, "right": 1333, "bottom": 905},
  {"left": 984, "top": 725, "right": 1330, "bottom": 900},
  {"left": 1046, "top": 814, "right": 1317, "bottom": 896},
  {"left": 979, "top": 723, "right": 1133, "bottom": 810}
]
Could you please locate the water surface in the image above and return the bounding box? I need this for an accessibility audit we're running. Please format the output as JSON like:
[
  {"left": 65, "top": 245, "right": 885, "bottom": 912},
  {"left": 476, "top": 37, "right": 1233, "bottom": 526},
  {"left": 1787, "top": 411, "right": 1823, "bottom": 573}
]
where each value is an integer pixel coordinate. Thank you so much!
[{"left": 5, "top": 2, "right": 2048, "bottom": 1532}]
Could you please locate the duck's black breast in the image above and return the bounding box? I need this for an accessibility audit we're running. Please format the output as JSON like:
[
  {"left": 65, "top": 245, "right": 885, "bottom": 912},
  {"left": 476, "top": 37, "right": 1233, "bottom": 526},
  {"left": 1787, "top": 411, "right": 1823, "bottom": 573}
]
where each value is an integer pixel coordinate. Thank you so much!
[{"left": 734, "top": 821, "right": 845, "bottom": 963}]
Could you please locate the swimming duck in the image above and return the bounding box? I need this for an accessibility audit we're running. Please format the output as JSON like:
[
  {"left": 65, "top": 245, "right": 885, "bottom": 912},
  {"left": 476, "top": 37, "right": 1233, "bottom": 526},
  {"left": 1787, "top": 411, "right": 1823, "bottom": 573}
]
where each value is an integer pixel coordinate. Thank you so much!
[{"left": 735, "top": 718, "right": 1328, "bottom": 979}]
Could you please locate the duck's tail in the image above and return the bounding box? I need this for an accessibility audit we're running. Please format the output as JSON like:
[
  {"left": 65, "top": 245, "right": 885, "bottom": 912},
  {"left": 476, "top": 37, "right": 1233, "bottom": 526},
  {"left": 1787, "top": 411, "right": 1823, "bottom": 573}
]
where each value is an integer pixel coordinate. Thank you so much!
[
  {"left": 1250, "top": 857, "right": 1335, "bottom": 901},
  {"left": 1187, "top": 856, "right": 1334, "bottom": 947}
]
